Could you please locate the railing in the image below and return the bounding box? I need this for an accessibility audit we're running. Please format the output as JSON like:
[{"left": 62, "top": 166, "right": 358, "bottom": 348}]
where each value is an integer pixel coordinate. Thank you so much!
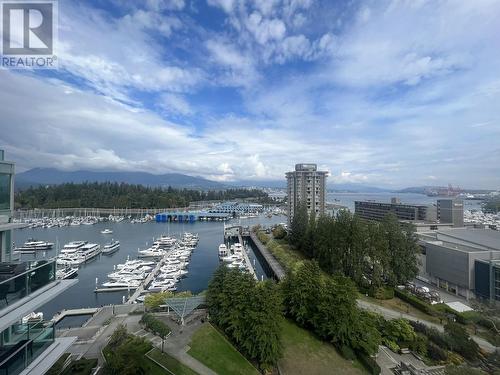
[
  {"left": 0, "top": 260, "right": 56, "bottom": 309},
  {"left": 0, "top": 321, "right": 55, "bottom": 375}
]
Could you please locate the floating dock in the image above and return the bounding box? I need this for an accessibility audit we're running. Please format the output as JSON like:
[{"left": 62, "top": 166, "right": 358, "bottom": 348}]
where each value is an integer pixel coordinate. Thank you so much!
[
  {"left": 238, "top": 233, "right": 257, "bottom": 280},
  {"left": 156, "top": 211, "right": 231, "bottom": 223},
  {"left": 51, "top": 307, "right": 99, "bottom": 324}
]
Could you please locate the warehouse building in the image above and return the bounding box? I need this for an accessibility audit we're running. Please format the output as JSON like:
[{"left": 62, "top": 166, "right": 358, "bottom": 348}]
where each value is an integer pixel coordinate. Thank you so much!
[{"left": 419, "top": 228, "right": 500, "bottom": 300}]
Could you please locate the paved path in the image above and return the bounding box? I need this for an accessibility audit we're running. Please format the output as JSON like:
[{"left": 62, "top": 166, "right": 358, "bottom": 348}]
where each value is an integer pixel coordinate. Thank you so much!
[
  {"left": 357, "top": 299, "right": 498, "bottom": 353},
  {"left": 133, "top": 312, "right": 217, "bottom": 375}
]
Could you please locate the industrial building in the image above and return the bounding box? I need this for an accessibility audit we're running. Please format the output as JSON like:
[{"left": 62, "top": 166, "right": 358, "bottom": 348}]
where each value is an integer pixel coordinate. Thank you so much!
[
  {"left": 286, "top": 163, "right": 327, "bottom": 224},
  {"left": 418, "top": 228, "right": 500, "bottom": 300},
  {"left": 0, "top": 150, "right": 78, "bottom": 374},
  {"left": 354, "top": 200, "right": 437, "bottom": 222}
]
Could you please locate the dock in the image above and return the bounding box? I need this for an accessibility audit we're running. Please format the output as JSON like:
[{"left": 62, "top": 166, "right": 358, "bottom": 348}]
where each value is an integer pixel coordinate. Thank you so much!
[
  {"left": 126, "top": 253, "right": 168, "bottom": 304},
  {"left": 52, "top": 307, "right": 99, "bottom": 324},
  {"left": 238, "top": 234, "right": 257, "bottom": 280}
]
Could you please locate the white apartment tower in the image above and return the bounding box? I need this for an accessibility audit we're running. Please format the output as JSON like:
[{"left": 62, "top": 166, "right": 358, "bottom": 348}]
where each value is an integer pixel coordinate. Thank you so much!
[{"left": 286, "top": 163, "right": 328, "bottom": 224}]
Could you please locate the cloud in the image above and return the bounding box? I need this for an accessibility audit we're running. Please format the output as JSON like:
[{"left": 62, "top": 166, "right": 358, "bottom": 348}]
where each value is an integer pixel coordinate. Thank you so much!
[{"left": 158, "top": 93, "right": 193, "bottom": 115}]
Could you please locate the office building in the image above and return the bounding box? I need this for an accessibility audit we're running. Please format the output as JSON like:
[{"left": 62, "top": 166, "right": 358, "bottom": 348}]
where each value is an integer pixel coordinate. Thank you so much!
[
  {"left": 286, "top": 163, "right": 327, "bottom": 224},
  {"left": 437, "top": 199, "right": 464, "bottom": 227},
  {"left": 0, "top": 150, "right": 78, "bottom": 374},
  {"left": 418, "top": 228, "right": 500, "bottom": 299},
  {"left": 354, "top": 200, "right": 437, "bottom": 223}
]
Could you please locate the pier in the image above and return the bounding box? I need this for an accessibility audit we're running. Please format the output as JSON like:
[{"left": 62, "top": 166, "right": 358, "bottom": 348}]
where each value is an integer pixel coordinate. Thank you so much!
[
  {"left": 238, "top": 233, "right": 257, "bottom": 280},
  {"left": 52, "top": 307, "right": 99, "bottom": 324},
  {"left": 155, "top": 211, "right": 231, "bottom": 223},
  {"left": 126, "top": 252, "right": 169, "bottom": 304}
]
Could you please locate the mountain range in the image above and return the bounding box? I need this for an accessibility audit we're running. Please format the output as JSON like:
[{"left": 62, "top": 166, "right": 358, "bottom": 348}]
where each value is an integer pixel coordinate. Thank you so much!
[{"left": 15, "top": 168, "right": 225, "bottom": 190}]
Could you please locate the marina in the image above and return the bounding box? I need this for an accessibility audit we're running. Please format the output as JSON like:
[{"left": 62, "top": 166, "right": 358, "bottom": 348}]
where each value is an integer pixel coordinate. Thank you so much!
[{"left": 13, "top": 213, "right": 283, "bottom": 325}]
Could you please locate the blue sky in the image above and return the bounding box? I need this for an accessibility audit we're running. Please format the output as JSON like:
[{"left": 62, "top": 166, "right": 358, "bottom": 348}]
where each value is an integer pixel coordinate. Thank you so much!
[{"left": 1, "top": 0, "right": 499, "bottom": 188}]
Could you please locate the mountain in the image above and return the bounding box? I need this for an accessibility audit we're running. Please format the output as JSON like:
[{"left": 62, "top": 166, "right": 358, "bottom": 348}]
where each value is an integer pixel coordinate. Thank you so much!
[
  {"left": 328, "top": 183, "right": 392, "bottom": 193},
  {"left": 227, "top": 180, "right": 286, "bottom": 188},
  {"left": 15, "top": 168, "right": 225, "bottom": 190}
]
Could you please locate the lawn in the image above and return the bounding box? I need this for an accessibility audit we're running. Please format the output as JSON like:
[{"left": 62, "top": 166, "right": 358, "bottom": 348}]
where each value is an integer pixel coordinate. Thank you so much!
[
  {"left": 147, "top": 348, "right": 199, "bottom": 375},
  {"left": 279, "top": 319, "right": 365, "bottom": 375},
  {"left": 187, "top": 323, "right": 260, "bottom": 375}
]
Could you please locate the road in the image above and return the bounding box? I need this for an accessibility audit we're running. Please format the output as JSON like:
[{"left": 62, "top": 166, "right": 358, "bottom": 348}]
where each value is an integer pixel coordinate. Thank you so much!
[{"left": 357, "top": 299, "right": 498, "bottom": 353}]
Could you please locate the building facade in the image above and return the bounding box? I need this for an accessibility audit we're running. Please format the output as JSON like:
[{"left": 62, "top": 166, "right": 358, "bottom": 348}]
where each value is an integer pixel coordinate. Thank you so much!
[
  {"left": 286, "top": 164, "right": 327, "bottom": 224},
  {"left": 418, "top": 228, "right": 500, "bottom": 300},
  {"left": 0, "top": 150, "right": 78, "bottom": 374},
  {"left": 437, "top": 199, "right": 464, "bottom": 227},
  {"left": 354, "top": 200, "right": 437, "bottom": 222},
  {"left": 474, "top": 259, "right": 500, "bottom": 304}
]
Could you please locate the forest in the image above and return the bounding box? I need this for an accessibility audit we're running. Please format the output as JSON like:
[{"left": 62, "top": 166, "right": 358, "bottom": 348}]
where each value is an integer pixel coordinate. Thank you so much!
[{"left": 14, "top": 182, "right": 271, "bottom": 209}]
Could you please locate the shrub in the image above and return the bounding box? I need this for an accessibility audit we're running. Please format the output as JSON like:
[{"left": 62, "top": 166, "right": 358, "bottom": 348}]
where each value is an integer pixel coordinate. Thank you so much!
[
  {"left": 272, "top": 226, "right": 287, "bottom": 240},
  {"left": 339, "top": 345, "right": 356, "bottom": 360},
  {"left": 373, "top": 287, "right": 394, "bottom": 300},
  {"left": 428, "top": 342, "right": 448, "bottom": 362},
  {"left": 140, "top": 313, "right": 170, "bottom": 338},
  {"left": 409, "top": 334, "right": 428, "bottom": 356},
  {"left": 394, "top": 288, "right": 435, "bottom": 315},
  {"left": 357, "top": 352, "right": 381, "bottom": 375}
]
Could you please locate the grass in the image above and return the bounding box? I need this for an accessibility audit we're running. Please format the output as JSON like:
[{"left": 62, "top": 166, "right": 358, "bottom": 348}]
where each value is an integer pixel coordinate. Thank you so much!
[
  {"left": 256, "top": 231, "right": 305, "bottom": 272},
  {"left": 61, "top": 358, "right": 97, "bottom": 375},
  {"left": 279, "top": 319, "right": 365, "bottom": 375},
  {"left": 147, "top": 348, "right": 199, "bottom": 375},
  {"left": 187, "top": 323, "right": 260, "bottom": 375}
]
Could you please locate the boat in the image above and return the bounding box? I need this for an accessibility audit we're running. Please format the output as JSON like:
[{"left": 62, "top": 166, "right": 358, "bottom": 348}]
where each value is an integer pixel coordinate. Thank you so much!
[
  {"left": 56, "top": 267, "right": 78, "bottom": 279},
  {"left": 102, "top": 240, "right": 120, "bottom": 254},
  {"left": 14, "top": 239, "right": 54, "bottom": 252},
  {"left": 218, "top": 244, "right": 228, "bottom": 258},
  {"left": 102, "top": 280, "right": 140, "bottom": 288},
  {"left": 78, "top": 243, "right": 101, "bottom": 261},
  {"left": 59, "top": 241, "right": 87, "bottom": 256},
  {"left": 101, "top": 229, "right": 113, "bottom": 234},
  {"left": 138, "top": 246, "right": 164, "bottom": 258},
  {"left": 22, "top": 312, "right": 43, "bottom": 324}
]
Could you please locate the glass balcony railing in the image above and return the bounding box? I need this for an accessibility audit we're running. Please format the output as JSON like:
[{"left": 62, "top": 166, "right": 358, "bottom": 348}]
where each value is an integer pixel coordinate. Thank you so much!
[
  {"left": 0, "top": 321, "right": 55, "bottom": 375},
  {"left": 0, "top": 260, "right": 56, "bottom": 309}
]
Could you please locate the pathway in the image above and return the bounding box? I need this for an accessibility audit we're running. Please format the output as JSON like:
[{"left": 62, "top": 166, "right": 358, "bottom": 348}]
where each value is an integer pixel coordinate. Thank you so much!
[{"left": 357, "top": 299, "right": 498, "bottom": 353}]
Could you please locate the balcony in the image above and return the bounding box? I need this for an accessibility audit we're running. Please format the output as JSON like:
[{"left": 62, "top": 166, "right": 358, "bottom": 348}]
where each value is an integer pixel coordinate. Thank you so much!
[
  {"left": 0, "top": 321, "right": 55, "bottom": 375},
  {"left": 0, "top": 261, "right": 56, "bottom": 309},
  {"left": 0, "top": 260, "right": 77, "bottom": 333}
]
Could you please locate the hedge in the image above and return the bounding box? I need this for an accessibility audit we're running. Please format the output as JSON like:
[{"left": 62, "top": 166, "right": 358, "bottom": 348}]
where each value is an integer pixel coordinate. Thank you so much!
[
  {"left": 394, "top": 288, "right": 435, "bottom": 315},
  {"left": 357, "top": 352, "right": 381, "bottom": 375},
  {"left": 140, "top": 313, "right": 170, "bottom": 339}
]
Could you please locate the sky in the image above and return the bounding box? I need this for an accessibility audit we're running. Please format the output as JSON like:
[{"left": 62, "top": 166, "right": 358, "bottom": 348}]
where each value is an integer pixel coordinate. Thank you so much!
[{"left": 1, "top": 0, "right": 499, "bottom": 189}]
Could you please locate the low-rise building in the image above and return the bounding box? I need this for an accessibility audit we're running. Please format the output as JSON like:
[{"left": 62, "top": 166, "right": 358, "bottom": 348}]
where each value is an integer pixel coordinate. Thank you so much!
[
  {"left": 354, "top": 200, "right": 437, "bottom": 222},
  {"left": 418, "top": 228, "right": 500, "bottom": 300}
]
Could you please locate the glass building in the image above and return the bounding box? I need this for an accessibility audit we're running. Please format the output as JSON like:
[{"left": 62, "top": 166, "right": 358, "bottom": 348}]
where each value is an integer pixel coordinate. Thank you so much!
[{"left": 0, "top": 151, "right": 78, "bottom": 374}]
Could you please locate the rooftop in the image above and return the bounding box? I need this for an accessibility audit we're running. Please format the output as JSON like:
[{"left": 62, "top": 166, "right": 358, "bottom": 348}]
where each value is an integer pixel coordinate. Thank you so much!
[{"left": 436, "top": 228, "right": 500, "bottom": 251}]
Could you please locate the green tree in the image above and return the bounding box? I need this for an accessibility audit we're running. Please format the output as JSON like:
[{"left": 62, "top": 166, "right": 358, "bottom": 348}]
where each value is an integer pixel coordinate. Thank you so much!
[{"left": 289, "top": 201, "right": 309, "bottom": 252}]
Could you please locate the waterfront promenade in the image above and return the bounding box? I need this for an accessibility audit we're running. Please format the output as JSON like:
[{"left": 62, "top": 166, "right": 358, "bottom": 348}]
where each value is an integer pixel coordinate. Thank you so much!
[{"left": 248, "top": 231, "right": 286, "bottom": 281}]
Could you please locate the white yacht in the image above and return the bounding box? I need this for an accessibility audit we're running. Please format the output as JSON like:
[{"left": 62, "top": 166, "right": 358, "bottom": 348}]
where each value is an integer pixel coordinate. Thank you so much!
[
  {"left": 15, "top": 239, "right": 54, "bottom": 252},
  {"left": 218, "top": 244, "right": 228, "bottom": 258},
  {"left": 102, "top": 280, "right": 140, "bottom": 288},
  {"left": 56, "top": 267, "right": 78, "bottom": 279},
  {"left": 60, "top": 241, "right": 87, "bottom": 256},
  {"left": 101, "top": 228, "right": 113, "bottom": 234},
  {"left": 79, "top": 243, "right": 101, "bottom": 261},
  {"left": 138, "top": 246, "right": 164, "bottom": 258},
  {"left": 102, "top": 240, "right": 120, "bottom": 254}
]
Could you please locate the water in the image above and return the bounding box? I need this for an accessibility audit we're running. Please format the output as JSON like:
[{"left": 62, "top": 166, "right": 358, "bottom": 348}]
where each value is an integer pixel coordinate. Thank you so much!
[
  {"left": 327, "top": 192, "right": 483, "bottom": 212},
  {"left": 13, "top": 214, "right": 286, "bottom": 322},
  {"left": 12, "top": 192, "right": 481, "bottom": 323}
]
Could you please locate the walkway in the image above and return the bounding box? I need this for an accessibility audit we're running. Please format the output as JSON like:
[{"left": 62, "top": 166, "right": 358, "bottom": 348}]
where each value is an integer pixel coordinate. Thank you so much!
[
  {"left": 133, "top": 312, "right": 217, "bottom": 375},
  {"left": 248, "top": 231, "right": 286, "bottom": 280},
  {"left": 357, "top": 299, "right": 498, "bottom": 353}
]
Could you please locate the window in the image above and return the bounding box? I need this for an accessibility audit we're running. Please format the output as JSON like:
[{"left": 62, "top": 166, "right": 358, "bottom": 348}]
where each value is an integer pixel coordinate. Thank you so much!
[{"left": 0, "top": 173, "right": 11, "bottom": 210}]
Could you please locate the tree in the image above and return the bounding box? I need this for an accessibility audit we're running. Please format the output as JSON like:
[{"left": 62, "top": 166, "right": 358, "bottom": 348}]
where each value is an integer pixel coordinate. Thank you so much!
[
  {"left": 382, "top": 213, "right": 419, "bottom": 285},
  {"left": 444, "top": 322, "right": 480, "bottom": 361},
  {"left": 207, "top": 266, "right": 283, "bottom": 369},
  {"left": 289, "top": 201, "right": 309, "bottom": 252}
]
